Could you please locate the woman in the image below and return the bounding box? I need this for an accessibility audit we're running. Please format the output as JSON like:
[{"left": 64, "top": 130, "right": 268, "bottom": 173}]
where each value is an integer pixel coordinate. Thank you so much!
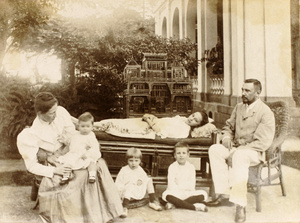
[
  {"left": 142, "top": 111, "right": 209, "bottom": 138},
  {"left": 17, "top": 92, "right": 123, "bottom": 223},
  {"left": 92, "top": 111, "right": 209, "bottom": 139}
]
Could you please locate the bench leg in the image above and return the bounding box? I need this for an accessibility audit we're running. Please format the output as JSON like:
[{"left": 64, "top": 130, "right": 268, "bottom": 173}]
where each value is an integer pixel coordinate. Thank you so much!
[{"left": 151, "top": 152, "right": 159, "bottom": 177}]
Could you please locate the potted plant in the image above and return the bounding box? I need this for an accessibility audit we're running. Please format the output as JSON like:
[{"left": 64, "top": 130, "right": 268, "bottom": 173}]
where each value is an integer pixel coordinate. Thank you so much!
[{"left": 200, "top": 39, "right": 223, "bottom": 75}]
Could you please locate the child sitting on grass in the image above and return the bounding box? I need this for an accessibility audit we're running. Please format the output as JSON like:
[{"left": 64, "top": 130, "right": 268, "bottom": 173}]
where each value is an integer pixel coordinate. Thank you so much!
[
  {"left": 115, "top": 147, "right": 162, "bottom": 218},
  {"left": 48, "top": 112, "right": 101, "bottom": 185},
  {"left": 162, "top": 141, "right": 208, "bottom": 212}
]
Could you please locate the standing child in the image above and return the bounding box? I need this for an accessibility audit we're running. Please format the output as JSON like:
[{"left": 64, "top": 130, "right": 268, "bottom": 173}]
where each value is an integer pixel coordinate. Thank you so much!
[
  {"left": 162, "top": 141, "right": 208, "bottom": 212},
  {"left": 52, "top": 112, "right": 101, "bottom": 184},
  {"left": 115, "top": 148, "right": 162, "bottom": 218}
]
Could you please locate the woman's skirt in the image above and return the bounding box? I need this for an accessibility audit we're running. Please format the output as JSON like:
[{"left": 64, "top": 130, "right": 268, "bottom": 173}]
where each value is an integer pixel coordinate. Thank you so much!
[{"left": 38, "top": 158, "right": 123, "bottom": 223}]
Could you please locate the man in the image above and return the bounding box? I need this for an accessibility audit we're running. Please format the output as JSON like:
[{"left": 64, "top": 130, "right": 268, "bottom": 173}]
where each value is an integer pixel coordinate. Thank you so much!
[{"left": 208, "top": 79, "right": 275, "bottom": 223}]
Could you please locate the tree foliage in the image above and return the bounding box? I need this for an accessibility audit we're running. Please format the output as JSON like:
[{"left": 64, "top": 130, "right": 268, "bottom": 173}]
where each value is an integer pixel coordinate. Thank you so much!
[
  {"left": 0, "top": 70, "right": 77, "bottom": 151},
  {"left": 0, "top": 0, "right": 57, "bottom": 67},
  {"left": 0, "top": 1, "right": 199, "bottom": 156}
]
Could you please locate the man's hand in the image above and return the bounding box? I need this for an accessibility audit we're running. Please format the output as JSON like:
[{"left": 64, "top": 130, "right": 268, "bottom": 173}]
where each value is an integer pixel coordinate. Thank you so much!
[{"left": 53, "top": 164, "right": 72, "bottom": 176}]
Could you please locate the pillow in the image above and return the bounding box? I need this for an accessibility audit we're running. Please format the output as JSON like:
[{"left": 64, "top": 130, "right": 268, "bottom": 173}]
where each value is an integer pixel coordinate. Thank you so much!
[
  {"left": 208, "top": 117, "right": 214, "bottom": 123},
  {"left": 191, "top": 123, "right": 218, "bottom": 138}
]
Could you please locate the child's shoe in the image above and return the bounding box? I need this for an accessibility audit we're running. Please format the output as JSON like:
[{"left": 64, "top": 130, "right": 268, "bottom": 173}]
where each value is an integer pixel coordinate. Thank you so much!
[
  {"left": 68, "top": 172, "right": 74, "bottom": 180},
  {"left": 120, "top": 207, "right": 128, "bottom": 218},
  {"left": 89, "top": 176, "right": 96, "bottom": 183},
  {"left": 149, "top": 201, "right": 163, "bottom": 211},
  {"left": 60, "top": 177, "right": 69, "bottom": 185},
  {"left": 194, "top": 203, "right": 208, "bottom": 212},
  {"left": 165, "top": 202, "right": 175, "bottom": 210}
]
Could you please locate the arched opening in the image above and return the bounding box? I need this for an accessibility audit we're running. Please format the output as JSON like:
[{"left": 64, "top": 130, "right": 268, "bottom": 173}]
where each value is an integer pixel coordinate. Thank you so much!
[
  {"left": 172, "top": 8, "right": 180, "bottom": 38},
  {"left": 186, "top": 0, "right": 197, "bottom": 43},
  {"left": 162, "top": 17, "right": 167, "bottom": 38}
]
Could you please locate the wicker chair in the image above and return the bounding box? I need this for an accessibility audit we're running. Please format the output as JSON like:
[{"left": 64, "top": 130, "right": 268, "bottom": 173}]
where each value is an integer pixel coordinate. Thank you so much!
[{"left": 248, "top": 101, "right": 288, "bottom": 212}]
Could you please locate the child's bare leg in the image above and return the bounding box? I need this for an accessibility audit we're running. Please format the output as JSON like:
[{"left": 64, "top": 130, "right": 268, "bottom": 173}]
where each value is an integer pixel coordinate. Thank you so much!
[{"left": 88, "top": 162, "right": 97, "bottom": 183}]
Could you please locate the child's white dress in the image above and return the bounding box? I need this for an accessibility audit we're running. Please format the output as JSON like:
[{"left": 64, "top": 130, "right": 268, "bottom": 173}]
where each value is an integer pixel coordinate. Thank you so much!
[
  {"left": 115, "top": 165, "right": 151, "bottom": 200},
  {"left": 162, "top": 161, "right": 207, "bottom": 201},
  {"left": 57, "top": 131, "right": 101, "bottom": 169}
]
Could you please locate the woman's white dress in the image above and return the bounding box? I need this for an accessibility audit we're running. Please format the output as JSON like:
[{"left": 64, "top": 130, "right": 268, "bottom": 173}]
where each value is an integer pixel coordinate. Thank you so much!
[{"left": 17, "top": 106, "right": 123, "bottom": 223}]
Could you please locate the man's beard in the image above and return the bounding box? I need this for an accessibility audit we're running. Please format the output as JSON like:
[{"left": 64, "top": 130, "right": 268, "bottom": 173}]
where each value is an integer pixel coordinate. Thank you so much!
[
  {"left": 242, "top": 96, "right": 256, "bottom": 105},
  {"left": 242, "top": 96, "right": 249, "bottom": 104}
]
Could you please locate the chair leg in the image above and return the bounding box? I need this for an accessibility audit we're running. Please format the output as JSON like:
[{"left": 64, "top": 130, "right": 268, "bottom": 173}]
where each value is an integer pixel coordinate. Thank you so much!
[
  {"left": 255, "top": 185, "right": 262, "bottom": 212},
  {"left": 31, "top": 179, "right": 39, "bottom": 201},
  {"left": 279, "top": 165, "right": 286, "bottom": 196}
]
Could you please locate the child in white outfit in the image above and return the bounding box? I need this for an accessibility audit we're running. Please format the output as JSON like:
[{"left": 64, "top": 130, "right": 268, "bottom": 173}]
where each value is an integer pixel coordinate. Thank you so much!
[
  {"left": 55, "top": 112, "right": 101, "bottom": 184},
  {"left": 115, "top": 148, "right": 162, "bottom": 218},
  {"left": 162, "top": 141, "right": 208, "bottom": 212}
]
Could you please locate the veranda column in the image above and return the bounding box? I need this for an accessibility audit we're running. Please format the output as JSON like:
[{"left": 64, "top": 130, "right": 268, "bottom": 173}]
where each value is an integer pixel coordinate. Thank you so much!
[
  {"left": 227, "top": 0, "right": 245, "bottom": 105},
  {"left": 264, "top": 0, "right": 294, "bottom": 104},
  {"left": 224, "top": 0, "right": 293, "bottom": 105}
]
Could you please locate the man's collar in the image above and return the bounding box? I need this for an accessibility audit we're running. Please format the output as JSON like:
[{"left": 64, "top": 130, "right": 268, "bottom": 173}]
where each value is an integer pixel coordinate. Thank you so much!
[{"left": 245, "top": 98, "right": 260, "bottom": 110}]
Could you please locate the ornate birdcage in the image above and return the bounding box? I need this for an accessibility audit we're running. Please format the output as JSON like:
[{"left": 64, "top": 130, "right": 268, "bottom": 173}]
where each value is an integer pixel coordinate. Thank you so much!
[{"left": 123, "top": 53, "right": 193, "bottom": 117}]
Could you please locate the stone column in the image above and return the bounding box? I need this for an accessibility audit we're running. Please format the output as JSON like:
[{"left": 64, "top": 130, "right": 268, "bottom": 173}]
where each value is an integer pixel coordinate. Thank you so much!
[{"left": 224, "top": 0, "right": 294, "bottom": 105}]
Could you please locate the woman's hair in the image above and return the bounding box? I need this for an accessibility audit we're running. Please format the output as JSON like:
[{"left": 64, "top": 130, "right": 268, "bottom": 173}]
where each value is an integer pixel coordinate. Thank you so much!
[
  {"left": 199, "top": 110, "right": 209, "bottom": 126},
  {"left": 34, "top": 92, "right": 58, "bottom": 114},
  {"left": 126, "top": 147, "right": 142, "bottom": 160},
  {"left": 189, "top": 111, "right": 209, "bottom": 132},
  {"left": 78, "top": 112, "right": 94, "bottom": 124},
  {"left": 174, "top": 141, "right": 189, "bottom": 153}
]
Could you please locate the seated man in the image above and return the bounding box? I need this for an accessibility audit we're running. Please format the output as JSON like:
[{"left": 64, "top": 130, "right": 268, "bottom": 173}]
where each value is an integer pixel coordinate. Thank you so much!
[{"left": 207, "top": 79, "right": 275, "bottom": 223}]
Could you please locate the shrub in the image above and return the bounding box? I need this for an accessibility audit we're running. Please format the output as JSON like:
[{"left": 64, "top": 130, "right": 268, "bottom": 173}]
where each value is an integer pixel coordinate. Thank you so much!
[{"left": 0, "top": 71, "right": 76, "bottom": 155}]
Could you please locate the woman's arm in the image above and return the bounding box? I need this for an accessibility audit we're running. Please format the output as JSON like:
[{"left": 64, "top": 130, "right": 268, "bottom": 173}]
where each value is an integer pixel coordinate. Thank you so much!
[
  {"left": 142, "top": 114, "right": 161, "bottom": 134},
  {"left": 17, "top": 128, "right": 56, "bottom": 178},
  {"left": 17, "top": 127, "right": 72, "bottom": 177}
]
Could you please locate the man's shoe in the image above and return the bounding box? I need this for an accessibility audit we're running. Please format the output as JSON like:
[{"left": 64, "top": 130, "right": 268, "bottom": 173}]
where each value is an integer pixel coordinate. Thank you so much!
[
  {"left": 235, "top": 205, "right": 246, "bottom": 223},
  {"left": 205, "top": 195, "right": 234, "bottom": 207}
]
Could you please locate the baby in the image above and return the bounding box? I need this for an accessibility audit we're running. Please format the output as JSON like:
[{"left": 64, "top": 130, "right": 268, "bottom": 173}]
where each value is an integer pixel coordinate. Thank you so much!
[
  {"left": 50, "top": 112, "right": 101, "bottom": 185},
  {"left": 115, "top": 148, "right": 162, "bottom": 218},
  {"left": 162, "top": 141, "right": 208, "bottom": 212}
]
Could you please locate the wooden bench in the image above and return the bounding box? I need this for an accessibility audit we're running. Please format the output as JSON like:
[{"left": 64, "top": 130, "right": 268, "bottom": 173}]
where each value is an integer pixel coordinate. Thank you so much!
[{"left": 99, "top": 133, "right": 217, "bottom": 190}]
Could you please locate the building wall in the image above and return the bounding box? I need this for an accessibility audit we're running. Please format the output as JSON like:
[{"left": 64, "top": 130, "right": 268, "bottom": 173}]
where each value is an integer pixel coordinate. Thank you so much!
[{"left": 154, "top": 0, "right": 297, "bottom": 133}]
